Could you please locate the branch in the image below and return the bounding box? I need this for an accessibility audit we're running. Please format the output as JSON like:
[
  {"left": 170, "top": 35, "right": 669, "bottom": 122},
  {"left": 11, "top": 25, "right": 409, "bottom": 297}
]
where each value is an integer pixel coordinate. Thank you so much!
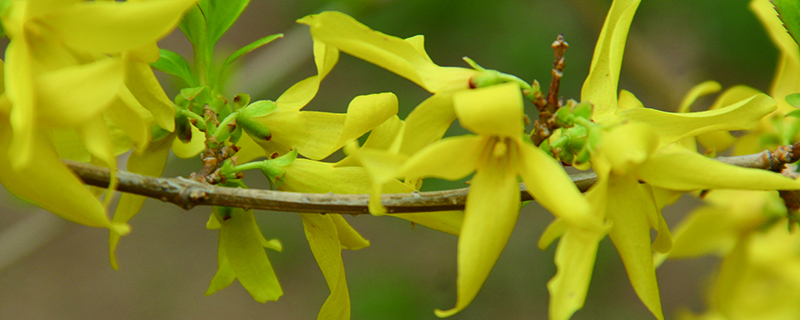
[{"left": 64, "top": 145, "right": 796, "bottom": 215}]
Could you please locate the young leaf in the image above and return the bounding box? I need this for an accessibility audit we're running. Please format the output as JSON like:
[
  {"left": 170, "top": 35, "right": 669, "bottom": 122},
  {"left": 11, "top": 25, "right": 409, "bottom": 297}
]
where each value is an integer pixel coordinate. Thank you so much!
[
  {"left": 202, "top": 0, "right": 251, "bottom": 45},
  {"left": 774, "top": 0, "right": 800, "bottom": 46},
  {"left": 151, "top": 49, "right": 197, "bottom": 86},
  {"left": 178, "top": 3, "right": 207, "bottom": 48},
  {"left": 218, "top": 34, "right": 283, "bottom": 78}
]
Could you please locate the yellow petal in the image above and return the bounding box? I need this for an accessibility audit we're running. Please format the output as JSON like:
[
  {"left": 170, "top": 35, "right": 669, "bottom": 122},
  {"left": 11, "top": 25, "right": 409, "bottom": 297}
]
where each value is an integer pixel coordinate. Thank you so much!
[
  {"left": 106, "top": 87, "right": 152, "bottom": 151},
  {"left": 582, "top": 0, "right": 642, "bottom": 119},
  {"left": 0, "top": 115, "right": 126, "bottom": 234},
  {"left": 677, "top": 81, "right": 722, "bottom": 113},
  {"left": 256, "top": 93, "right": 397, "bottom": 160},
  {"left": 276, "top": 40, "right": 339, "bottom": 111},
  {"left": 35, "top": 57, "right": 123, "bottom": 127},
  {"left": 5, "top": 39, "right": 35, "bottom": 169},
  {"left": 331, "top": 215, "right": 370, "bottom": 250},
  {"left": 302, "top": 214, "right": 351, "bottom": 320},
  {"left": 637, "top": 151, "right": 800, "bottom": 191},
  {"left": 453, "top": 83, "right": 523, "bottom": 137},
  {"left": 661, "top": 206, "right": 738, "bottom": 261},
  {"left": 393, "top": 211, "right": 464, "bottom": 236},
  {"left": 41, "top": 0, "right": 195, "bottom": 54},
  {"left": 538, "top": 218, "right": 566, "bottom": 250},
  {"left": 518, "top": 142, "right": 599, "bottom": 230},
  {"left": 171, "top": 125, "right": 205, "bottom": 158},
  {"left": 109, "top": 137, "right": 172, "bottom": 269},
  {"left": 601, "top": 123, "right": 660, "bottom": 175},
  {"left": 337, "top": 115, "right": 404, "bottom": 167},
  {"left": 434, "top": 162, "right": 520, "bottom": 318},
  {"left": 220, "top": 209, "right": 282, "bottom": 302},
  {"left": 298, "top": 11, "right": 477, "bottom": 93},
  {"left": 616, "top": 93, "right": 776, "bottom": 149},
  {"left": 399, "top": 93, "right": 456, "bottom": 156},
  {"left": 548, "top": 225, "right": 606, "bottom": 320},
  {"left": 124, "top": 59, "right": 176, "bottom": 131},
  {"left": 206, "top": 233, "right": 237, "bottom": 295},
  {"left": 233, "top": 132, "right": 266, "bottom": 163},
  {"left": 606, "top": 176, "right": 664, "bottom": 320},
  {"left": 400, "top": 135, "right": 482, "bottom": 181}
]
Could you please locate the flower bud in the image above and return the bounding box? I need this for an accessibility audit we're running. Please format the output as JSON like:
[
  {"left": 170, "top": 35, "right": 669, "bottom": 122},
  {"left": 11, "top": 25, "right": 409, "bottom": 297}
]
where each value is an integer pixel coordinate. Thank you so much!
[{"left": 238, "top": 101, "right": 278, "bottom": 141}]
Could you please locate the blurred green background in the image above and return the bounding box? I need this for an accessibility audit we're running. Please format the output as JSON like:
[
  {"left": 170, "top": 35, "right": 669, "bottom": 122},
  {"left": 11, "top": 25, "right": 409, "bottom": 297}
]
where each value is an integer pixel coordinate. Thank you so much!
[{"left": 0, "top": 0, "right": 779, "bottom": 319}]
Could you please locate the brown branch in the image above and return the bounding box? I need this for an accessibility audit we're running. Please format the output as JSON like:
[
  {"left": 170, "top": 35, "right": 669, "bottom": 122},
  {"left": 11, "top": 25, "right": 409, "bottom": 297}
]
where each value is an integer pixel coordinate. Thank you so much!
[{"left": 62, "top": 144, "right": 799, "bottom": 215}]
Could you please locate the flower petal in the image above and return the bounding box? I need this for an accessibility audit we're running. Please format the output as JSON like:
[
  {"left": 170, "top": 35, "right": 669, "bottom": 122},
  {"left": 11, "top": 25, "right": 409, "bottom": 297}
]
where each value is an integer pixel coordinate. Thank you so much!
[
  {"left": 548, "top": 225, "right": 606, "bottom": 320},
  {"left": 400, "top": 135, "right": 482, "bottom": 181},
  {"left": 453, "top": 83, "right": 523, "bottom": 138},
  {"left": 615, "top": 93, "right": 776, "bottom": 149},
  {"left": 0, "top": 115, "right": 127, "bottom": 234},
  {"left": 606, "top": 176, "right": 664, "bottom": 320},
  {"left": 582, "top": 0, "right": 642, "bottom": 119},
  {"left": 298, "top": 11, "right": 477, "bottom": 93},
  {"left": 276, "top": 40, "right": 339, "bottom": 111},
  {"left": 171, "top": 125, "right": 205, "bottom": 158},
  {"left": 331, "top": 215, "right": 370, "bottom": 250},
  {"left": 677, "top": 81, "right": 722, "bottom": 113},
  {"left": 434, "top": 162, "right": 520, "bottom": 318},
  {"left": 36, "top": 57, "right": 123, "bottom": 127},
  {"left": 637, "top": 151, "right": 800, "bottom": 191},
  {"left": 255, "top": 93, "right": 397, "bottom": 160},
  {"left": 41, "top": 0, "right": 194, "bottom": 54},
  {"left": 124, "top": 59, "right": 176, "bottom": 131},
  {"left": 399, "top": 93, "right": 456, "bottom": 156},
  {"left": 518, "top": 142, "right": 598, "bottom": 230},
  {"left": 220, "top": 208, "right": 282, "bottom": 302},
  {"left": 302, "top": 214, "right": 352, "bottom": 320}
]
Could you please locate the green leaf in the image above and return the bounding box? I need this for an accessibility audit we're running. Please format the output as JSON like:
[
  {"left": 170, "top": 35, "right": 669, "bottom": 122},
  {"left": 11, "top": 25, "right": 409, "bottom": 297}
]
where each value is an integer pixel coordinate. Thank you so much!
[
  {"left": 786, "top": 93, "right": 800, "bottom": 108},
  {"left": 150, "top": 49, "right": 197, "bottom": 86},
  {"left": 774, "top": 0, "right": 800, "bottom": 46},
  {"left": 178, "top": 3, "right": 207, "bottom": 47},
  {"left": 201, "top": 0, "right": 251, "bottom": 45},
  {"left": 218, "top": 34, "right": 283, "bottom": 79}
]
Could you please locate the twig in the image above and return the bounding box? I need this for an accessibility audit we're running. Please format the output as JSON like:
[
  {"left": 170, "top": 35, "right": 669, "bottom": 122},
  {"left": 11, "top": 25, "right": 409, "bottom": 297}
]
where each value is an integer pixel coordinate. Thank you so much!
[{"left": 62, "top": 144, "right": 798, "bottom": 215}]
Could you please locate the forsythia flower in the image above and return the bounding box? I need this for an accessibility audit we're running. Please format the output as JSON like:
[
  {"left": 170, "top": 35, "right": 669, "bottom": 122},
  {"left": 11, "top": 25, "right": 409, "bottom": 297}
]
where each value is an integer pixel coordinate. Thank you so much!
[
  {"left": 397, "top": 83, "right": 599, "bottom": 317},
  {"left": 0, "top": 0, "right": 193, "bottom": 234}
]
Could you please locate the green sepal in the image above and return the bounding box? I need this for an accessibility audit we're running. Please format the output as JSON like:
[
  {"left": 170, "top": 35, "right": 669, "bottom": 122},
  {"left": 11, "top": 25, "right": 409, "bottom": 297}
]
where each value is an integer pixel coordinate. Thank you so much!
[
  {"left": 218, "top": 34, "right": 283, "bottom": 79},
  {"left": 260, "top": 149, "right": 298, "bottom": 189},
  {"left": 573, "top": 101, "right": 593, "bottom": 120},
  {"left": 151, "top": 49, "right": 197, "bottom": 87},
  {"left": 556, "top": 107, "right": 572, "bottom": 126},
  {"left": 232, "top": 93, "right": 250, "bottom": 111},
  {"left": 785, "top": 107, "right": 800, "bottom": 118},
  {"left": 230, "top": 124, "right": 243, "bottom": 144},
  {"left": 181, "top": 86, "right": 211, "bottom": 114},
  {"left": 214, "top": 111, "right": 239, "bottom": 142},
  {"left": 774, "top": 0, "right": 800, "bottom": 47},
  {"left": 214, "top": 206, "right": 234, "bottom": 222},
  {"left": 760, "top": 133, "right": 783, "bottom": 147}
]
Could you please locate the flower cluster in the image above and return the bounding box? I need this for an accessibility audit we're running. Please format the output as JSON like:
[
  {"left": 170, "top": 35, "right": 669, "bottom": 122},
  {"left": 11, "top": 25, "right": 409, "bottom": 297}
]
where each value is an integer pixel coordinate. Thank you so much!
[{"left": 3, "top": 0, "right": 800, "bottom": 319}]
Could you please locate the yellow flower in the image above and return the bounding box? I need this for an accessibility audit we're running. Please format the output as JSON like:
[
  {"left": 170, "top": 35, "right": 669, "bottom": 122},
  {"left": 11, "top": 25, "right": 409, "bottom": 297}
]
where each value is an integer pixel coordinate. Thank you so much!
[
  {"left": 205, "top": 207, "right": 283, "bottom": 303},
  {"left": 392, "top": 83, "right": 598, "bottom": 317},
  {"left": 0, "top": 0, "right": 194, "bottom": 236}
]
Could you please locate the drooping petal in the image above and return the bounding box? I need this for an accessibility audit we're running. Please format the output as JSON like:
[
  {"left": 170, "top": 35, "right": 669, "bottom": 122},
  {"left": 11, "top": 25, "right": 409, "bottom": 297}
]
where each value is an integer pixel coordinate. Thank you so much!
[
  {"left": 0, "top": 115, "right": 128, "bottom": 234},
  {"left": 40, "top": 0, "right": 195, "bottom": 54},
  {"left": 254, "top": 93, "right": 397, "bottom": 160},
  {"left": 276, "top": 40, "right": 339, "bottom": 111},
  {"left": 518, "top": 142, "right": 599, "bottom": 230},
  {"left": 330, "top": 215, "right": 370, "bottom": 250},
  {"left": 109, "top": 137, "right": 172, "bottom": 269},
  {"left": 302, "top": 214, "right": 351, "bottom": 320},
  {"left": 606, "top": 176, "right": 664, "bottom": 320},
  {"left": 582, "top": 0, "right": 642, "bottom": 119},
  {"left": 298, "top": 11, "right": 477, "bottom": 93},
  {"left": 546, "top": 175, "right": 610, "bottom": 320},
  {"left": 105, "top": 90, "right": 152, "bottom": 150},
  {"left": 206, "top": 232, "right": 237, "bottom": 295},
  {"left": 36, "top": 57, "right": 124, "bottom": 127},
  {"left": 336, "top": 115, "right": 404, "bottom": 167},
  {"left": 400, "top": 135, "right": 482, "bottom": 181},
  {"left": 124, "top": 59, "right": 176, "bottom": 131},
  {"left": 453, "top": 83, "right": 524, "bottom": 138},
  {"left": 434, "top": 162, "right": 520, "bottom": 318},
  {"left": 636, "top": 151, "right": 800, "bottom": 191},
  {"left": 616, "top": 93, "right": 776, "bottom": 149},
  {"left": 677, "top": 81, "right": 722, "bottom": 113},
  {"left": 220, "top": 208, "right": 282, "bottom": 302},
  {"left": 5, "top": 39, "right": 35, "bottom": 169}
]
